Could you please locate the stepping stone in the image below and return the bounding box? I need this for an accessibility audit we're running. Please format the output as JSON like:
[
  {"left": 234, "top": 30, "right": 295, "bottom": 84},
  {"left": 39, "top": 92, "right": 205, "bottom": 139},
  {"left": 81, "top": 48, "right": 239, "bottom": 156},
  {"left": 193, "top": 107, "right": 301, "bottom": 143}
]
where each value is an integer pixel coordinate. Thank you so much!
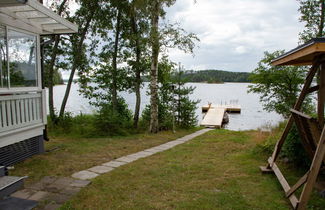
[
  {"left": 71, "top": 170, "right": 99, "bottom": 180},
  {"left": 128, "top": 151, "right": 153, "bottom": 159},
  {"left": 28, "top": 176, "right": 57, "bottom": 191},
  {"left": 69, "top": 179, "right": 91, "bottom": 188},
  {"left": 164, "top": 141, "right": 182, "bottom": 146},
  {"left": 155, "top": 144, "right": 173, "bottom": 150},
  {"left": 11, "top": 189, "right": 37, "bottom": 199},
  {"left": 88, "top": 165, "right": 114, "bottom": 174},
  {"left": 144, "top": 148, "right": 161, "bottom": 153},
  {"left": 147, "top": 146, "right": 166, "bottom": 152},
  {"left": 102, "top": 160, "right": 127, "bottom": 168},
  {"left": 28, "top": 191, "right": 49, "bottom": 201},
  {"left": 60, "top": 186, "right": 81, "bottom": 196},
  {"left": 46, "top": 192, "right": 72, "bottom": 204},
  {"left": 115, "top": 156, "right": 137, "bottom": 163},
  {"left": 46, "top": 177, "right": 75, "bottom": 192}
]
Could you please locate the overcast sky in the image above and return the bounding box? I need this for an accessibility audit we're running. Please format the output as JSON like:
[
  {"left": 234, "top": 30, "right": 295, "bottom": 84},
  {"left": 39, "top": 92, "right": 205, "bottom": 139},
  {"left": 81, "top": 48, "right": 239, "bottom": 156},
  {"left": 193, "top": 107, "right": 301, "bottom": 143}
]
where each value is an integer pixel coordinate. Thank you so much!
[{"left": 165, "top": 0, "right": 304, "bottom": 72}]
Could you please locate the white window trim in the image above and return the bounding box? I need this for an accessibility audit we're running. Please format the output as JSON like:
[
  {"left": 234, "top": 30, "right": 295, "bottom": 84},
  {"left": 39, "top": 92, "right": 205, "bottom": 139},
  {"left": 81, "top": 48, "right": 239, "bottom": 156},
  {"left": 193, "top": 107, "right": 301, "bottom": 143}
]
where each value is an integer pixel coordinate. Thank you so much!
[{"left": 0, "top": 24, "right": 41, "bottom": 92}]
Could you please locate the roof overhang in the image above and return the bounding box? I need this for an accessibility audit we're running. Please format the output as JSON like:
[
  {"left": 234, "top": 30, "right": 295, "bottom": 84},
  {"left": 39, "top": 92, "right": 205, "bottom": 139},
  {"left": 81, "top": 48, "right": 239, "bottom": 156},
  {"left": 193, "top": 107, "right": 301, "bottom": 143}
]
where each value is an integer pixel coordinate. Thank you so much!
[
  {"left": 271, "top": 38, "right": 325, "bottom": 66},
  {"left": 0, "top": 0, "right": 78, "bottom": 35}
]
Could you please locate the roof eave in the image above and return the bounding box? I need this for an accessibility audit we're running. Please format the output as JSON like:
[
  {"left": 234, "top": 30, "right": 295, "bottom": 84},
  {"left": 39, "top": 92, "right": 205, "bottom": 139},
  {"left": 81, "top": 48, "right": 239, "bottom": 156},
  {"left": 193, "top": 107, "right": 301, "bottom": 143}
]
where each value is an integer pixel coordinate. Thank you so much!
[{"left": 0, "top": 0, "right": 78, "bottom": 35}]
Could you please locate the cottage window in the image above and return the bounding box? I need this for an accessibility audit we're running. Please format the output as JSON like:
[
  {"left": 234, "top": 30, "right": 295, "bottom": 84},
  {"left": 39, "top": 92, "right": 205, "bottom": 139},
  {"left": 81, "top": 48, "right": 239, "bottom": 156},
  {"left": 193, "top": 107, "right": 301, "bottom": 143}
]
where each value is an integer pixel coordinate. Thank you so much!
[
  {"left": 0, "top": 26, "right": 7, "bottom": 88},
  {"left": 0, "top": 25, "right": 38, "bottom": 89},
  {"left": 8, "top": 29, "right": 37, "bottom": 87}
]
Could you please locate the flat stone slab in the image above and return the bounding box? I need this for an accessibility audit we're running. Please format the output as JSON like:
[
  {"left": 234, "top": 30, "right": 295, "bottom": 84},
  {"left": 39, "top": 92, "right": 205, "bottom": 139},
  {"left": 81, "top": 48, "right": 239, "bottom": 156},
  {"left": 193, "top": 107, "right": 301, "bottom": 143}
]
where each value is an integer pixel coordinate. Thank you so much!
[
  {"left": 60, "top": 186, "right": 81, "bottom": 196},
  {"left": 147, "top": 146, "right": 166, "bottom": 152},
  {"left": 144, "top": 148, "right": 161, "bottom": 153},
  {"left": 28, "top": 191, "right": 49, "bottom": 201},
  {"left": 102, "top": 160, "right": 127, "bottom": 168},
  {"left": 46, "top": 177, "right": 75, "bottom": 193},
  {"left": 115, "top": 156, "right": 137, "bottom": 163},
  {"left": 71, "top": 170, "right": 99, "bottom": 180},
  {"left": 27, "top": 176, "right": 57, "bottom": 191},
  {"left": 88, "top": 165, "right": 114, "bottom": 174},
  {"left": 132, "top": 151, "right": 154, "bottom": 156},
  {"left": 11, "top": 189, "right": 37, "bottom": 199},
  {"left": 69, "top": 179, "right": 91, "bottom": 188},
  {"left": 46, "top": 192, "right": 72, "bottom": 204}
]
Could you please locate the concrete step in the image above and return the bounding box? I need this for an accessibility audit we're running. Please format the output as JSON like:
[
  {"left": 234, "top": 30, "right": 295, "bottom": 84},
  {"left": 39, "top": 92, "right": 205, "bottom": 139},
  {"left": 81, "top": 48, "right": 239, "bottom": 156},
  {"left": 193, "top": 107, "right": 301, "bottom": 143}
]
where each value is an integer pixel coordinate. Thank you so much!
[
  {"left": 0, "top": 176, "right": 26, "bottom": 199},
  {"left": 0, "top": 166, "right": 5, "bottom": 177}
]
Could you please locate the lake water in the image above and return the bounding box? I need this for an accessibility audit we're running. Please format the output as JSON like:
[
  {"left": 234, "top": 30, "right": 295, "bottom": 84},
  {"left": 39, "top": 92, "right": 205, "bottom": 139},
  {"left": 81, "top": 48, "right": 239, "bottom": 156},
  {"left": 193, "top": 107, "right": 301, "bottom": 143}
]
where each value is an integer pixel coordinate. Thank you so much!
[{"left": 48, "top": 82, "right": 283, "bottom": 131}]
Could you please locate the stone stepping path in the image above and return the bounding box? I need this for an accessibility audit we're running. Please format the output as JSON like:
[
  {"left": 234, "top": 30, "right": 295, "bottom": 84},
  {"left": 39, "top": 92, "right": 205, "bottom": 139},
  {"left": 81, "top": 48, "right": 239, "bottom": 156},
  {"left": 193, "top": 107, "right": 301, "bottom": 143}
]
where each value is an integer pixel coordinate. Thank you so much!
[
  {"left": 11, "top": 176, "right": 90, "bottom": 210},
  {"left": 11, "top": 128, "right": 211, "bottom": 209},
  {"left": 72, "top": 128, "right": 211, "bottom": 180}
]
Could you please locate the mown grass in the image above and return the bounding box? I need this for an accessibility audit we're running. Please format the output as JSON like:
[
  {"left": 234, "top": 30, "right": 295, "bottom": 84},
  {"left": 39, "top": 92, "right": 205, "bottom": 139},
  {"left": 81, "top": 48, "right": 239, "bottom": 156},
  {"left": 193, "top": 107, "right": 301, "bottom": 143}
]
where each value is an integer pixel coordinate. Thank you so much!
[
  {"left": 11, "top": 127, "right": 200, "bottom": 186},
  {"left": 60, "top": 129, "right": 325, "bottom": 210}
]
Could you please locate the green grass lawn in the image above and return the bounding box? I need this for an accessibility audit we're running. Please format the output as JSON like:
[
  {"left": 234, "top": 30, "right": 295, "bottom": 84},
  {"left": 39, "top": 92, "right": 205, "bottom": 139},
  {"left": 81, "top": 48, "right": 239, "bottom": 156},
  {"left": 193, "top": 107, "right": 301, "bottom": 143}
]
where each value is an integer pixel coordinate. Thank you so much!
[
  {"left": 59, "top": 129, "right": 325, "bottom": 209},
  {"left": 11, "top": 128, "right": 200, "bottom": 186}
]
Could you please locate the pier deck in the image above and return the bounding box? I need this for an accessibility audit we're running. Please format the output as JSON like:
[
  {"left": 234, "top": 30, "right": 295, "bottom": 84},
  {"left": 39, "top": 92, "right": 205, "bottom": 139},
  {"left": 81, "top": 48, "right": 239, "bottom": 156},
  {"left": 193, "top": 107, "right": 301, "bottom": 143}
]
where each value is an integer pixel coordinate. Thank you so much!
[{"left": 200, "top": 104, "right": 241, "bottom": 128}]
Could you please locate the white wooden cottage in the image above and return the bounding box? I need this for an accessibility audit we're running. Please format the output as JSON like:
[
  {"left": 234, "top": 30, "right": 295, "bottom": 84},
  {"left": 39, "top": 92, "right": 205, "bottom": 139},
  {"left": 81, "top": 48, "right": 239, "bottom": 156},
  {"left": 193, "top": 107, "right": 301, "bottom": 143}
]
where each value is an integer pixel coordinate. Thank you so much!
[{"left": 0, "top": 0, "right": 78, "bottom": 166}]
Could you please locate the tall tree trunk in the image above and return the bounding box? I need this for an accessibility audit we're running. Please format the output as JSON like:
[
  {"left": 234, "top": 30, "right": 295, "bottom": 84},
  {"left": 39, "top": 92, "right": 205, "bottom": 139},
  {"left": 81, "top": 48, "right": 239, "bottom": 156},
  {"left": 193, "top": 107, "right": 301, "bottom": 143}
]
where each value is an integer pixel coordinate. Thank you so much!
[
  {"left": 112, "top": 9, "right": 122, "bottom": 112},
  {"left": 46, "top": 0, "right": 67, "bottom": 121},
  {"left": 149, "top": 1, "right": 160, "bottom": 133},
  {"left": 130, "top": 7, "right": 142, "bottom": 128},
  {"left": 48, "top": 35, "right": 60, "bottom": 120},
  {"left": 318, "top": 0, "right": 325, "bottom": 37},
  {"left": 59, "top": 13, "right": 94, "bottom": 119}
]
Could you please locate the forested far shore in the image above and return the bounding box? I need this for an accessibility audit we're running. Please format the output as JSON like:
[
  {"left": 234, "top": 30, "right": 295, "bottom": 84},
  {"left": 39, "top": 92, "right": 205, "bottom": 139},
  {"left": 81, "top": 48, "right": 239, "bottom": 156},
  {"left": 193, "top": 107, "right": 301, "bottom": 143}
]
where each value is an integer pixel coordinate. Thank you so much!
[
  {"left": 181, "top": 69, "right": 251, "bottom": 83},
  {"left": 140, "top": 69, "right": 251, "bottom": 83}
]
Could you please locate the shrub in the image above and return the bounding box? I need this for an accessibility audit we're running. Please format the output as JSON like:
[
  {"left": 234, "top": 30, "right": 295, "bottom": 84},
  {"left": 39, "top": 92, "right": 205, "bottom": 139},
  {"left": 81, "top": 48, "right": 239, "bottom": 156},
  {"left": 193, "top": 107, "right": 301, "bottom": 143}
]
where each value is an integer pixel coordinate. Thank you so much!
[
  {"left": 257, "top": 121, "right": 311, "bottom": 169},
  {"left": 94, "top": 98, "right": 132, "bottom": 136}
]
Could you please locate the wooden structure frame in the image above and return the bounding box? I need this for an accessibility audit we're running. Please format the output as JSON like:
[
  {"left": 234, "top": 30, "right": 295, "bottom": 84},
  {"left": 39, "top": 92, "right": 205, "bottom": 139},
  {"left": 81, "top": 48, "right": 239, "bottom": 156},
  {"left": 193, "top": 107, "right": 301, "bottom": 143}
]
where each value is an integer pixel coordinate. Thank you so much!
[
  {"left": 0, "top": 0, "right": 77, "bottom": 166},
  {"left": 260, "top": 38, "right": 325, "bottom": 210}
]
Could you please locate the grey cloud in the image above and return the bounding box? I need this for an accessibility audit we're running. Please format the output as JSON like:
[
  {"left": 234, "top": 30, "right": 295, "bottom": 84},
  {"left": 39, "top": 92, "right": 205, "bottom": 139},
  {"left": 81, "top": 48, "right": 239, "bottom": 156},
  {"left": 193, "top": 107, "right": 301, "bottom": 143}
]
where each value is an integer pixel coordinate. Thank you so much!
[{"left": 165, "top": 0, "right": 305, "bottom": 72}]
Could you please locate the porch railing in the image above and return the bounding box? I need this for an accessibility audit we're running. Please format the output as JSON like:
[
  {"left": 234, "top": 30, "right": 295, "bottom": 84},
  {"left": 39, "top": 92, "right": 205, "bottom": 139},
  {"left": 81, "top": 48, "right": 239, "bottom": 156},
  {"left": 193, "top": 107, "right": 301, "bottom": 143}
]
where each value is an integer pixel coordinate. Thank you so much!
[{"left": 0, "top": 91, "right": 44, "bottom": 133}]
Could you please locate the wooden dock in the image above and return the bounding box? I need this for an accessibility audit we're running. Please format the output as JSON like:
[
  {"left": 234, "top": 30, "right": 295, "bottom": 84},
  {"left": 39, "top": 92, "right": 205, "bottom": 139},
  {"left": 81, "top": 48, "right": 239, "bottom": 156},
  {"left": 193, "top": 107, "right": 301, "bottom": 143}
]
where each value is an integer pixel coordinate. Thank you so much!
[{"left": 200, "top": 104, "right": 241, "bottom": 128}]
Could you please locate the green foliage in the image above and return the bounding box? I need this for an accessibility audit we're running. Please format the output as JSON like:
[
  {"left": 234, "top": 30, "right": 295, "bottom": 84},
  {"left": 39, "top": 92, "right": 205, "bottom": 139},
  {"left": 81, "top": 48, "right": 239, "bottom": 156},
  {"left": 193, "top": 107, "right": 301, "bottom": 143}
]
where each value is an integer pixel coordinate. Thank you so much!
[
  {"left": 43, "top": 67, "right": 64, "bottom": 87},
  {"left": 48, "top": 99, "right": 133, "bottom": 137},
  {"left": 172, "top": 68, "right": 200, "bottom": 128},
  {"left": 182, "top": 69, "right": 250, "bottom": 83},
  {"left": 256, "top": 122, "right": 311, "bottom": 168},
  {"left": 48, "top": 112, "right": 97, "bottom": 138},
  {"left": 298, "top": 0, "right": 325, "bottom": 42},
  {"left": 282, "top": 126, "right": 311, "bottom": 168},
  {"left": 94, "top": 98, "right": 133, "bottom": 136},
  {"left": 248, "top": 50, "right": 313, "bottom": 118},
  {"left": 141, "top": 59, "right": 199, "bottom": 130}
]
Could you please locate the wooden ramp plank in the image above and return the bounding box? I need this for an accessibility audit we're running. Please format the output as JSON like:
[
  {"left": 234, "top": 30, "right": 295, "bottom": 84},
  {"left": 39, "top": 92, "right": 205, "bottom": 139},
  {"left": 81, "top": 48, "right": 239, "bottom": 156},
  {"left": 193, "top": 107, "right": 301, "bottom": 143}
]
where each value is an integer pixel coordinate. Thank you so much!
[{"left": 200, "top": 108, "right": 225, "bottom": 128}]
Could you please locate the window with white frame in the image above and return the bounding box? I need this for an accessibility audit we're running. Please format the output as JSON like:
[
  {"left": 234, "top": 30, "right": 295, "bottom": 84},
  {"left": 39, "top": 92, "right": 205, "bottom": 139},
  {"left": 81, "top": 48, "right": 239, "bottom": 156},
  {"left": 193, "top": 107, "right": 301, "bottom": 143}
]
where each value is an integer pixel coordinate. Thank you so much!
[
  {"left": 0, "top": 25, "right": 38, "bottom": 89},
  {"left": 0, "top": 26, "right": 7, "bottom": 88}
]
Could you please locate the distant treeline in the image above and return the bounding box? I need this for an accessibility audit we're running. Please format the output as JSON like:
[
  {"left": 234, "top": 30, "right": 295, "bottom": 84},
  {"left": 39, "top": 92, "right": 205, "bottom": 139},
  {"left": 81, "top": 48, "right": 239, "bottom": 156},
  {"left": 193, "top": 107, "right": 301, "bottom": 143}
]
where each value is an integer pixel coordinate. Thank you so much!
[{"left": 182, "top": 70, "right": 251, "bottom": 83}]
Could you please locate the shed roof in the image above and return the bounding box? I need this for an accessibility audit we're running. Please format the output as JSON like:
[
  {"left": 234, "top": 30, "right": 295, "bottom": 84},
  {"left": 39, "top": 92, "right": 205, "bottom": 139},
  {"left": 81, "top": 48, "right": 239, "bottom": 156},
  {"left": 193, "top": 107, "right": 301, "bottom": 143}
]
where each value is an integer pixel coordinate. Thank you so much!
[
  {"left": 0, "top": 0, "right": 78, "bottom": 35},
  {"left": 271, "top": 38, "right": 325, "bottom": 66}
]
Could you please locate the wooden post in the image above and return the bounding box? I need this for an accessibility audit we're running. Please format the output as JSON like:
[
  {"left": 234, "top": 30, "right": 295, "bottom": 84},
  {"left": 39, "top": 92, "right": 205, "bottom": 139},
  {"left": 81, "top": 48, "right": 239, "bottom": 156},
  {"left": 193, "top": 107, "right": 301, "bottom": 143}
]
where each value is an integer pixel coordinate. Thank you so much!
[
  {"left": 318, "top": 64, "right": 325, "bottom": 126},
  {"left": 265, "top": 60, "right": 321, "bottom": 168},
  {"left": 297, "top": 125, "right": 325, "bottom": 209}
]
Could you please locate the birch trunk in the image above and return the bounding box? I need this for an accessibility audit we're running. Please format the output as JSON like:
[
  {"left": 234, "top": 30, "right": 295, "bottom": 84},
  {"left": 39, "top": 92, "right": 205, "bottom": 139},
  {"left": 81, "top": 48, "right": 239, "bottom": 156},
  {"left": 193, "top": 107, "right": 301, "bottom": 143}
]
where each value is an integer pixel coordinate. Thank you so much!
[
  {"left": 149, "top": 1, "right": 160, "bottom": 133},
  {"left": 112, "top": 9, "right": 122, "bottom": 112},
  {"left": 130, "top": 7, "right": 142, "bottom": 128}
]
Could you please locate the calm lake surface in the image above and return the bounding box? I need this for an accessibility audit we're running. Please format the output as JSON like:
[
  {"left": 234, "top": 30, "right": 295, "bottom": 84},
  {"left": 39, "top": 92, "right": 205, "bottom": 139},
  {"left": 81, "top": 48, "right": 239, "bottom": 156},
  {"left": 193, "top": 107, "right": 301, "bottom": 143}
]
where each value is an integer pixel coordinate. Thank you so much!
[{"left": 48, "top": 82, "right": 283, "bottom": 131}]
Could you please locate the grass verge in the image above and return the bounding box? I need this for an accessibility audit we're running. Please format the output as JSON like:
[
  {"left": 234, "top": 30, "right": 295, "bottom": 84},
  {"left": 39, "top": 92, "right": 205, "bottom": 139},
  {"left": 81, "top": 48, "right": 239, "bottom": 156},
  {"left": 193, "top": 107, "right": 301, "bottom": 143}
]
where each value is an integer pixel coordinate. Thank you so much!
[
  {"left": 11, "top": 128, "right": 200, "bottom": 186},
  {"left": 60, "top": 129, "right": 325, "bottom": 209}
]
